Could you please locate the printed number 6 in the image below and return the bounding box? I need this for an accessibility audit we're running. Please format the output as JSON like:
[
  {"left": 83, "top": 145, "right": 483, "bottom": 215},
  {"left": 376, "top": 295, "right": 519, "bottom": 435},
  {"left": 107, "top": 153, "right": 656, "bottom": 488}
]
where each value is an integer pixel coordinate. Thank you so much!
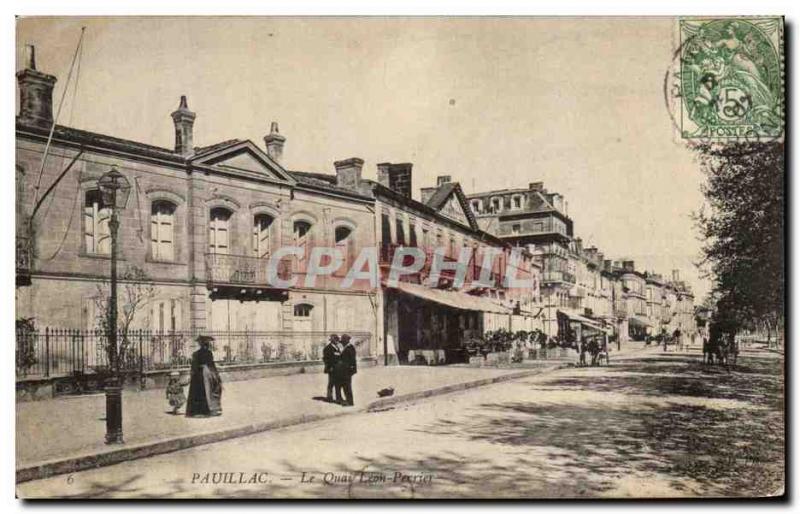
[{"left": 67, "top": 475, "right": 74, "bottom": 485}]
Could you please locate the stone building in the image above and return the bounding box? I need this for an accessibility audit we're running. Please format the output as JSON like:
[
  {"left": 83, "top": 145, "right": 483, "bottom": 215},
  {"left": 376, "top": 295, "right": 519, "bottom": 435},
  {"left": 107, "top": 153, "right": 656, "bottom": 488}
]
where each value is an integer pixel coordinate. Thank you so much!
[
  {"left": 16, "top": 47, "right": 543, "bottom": 368},
  {"left": 469, "top": 180, "right": 699, "bottom": 345},
  {"left": 15, "top": 50, "right": 378, "bottom": 362},
  {"left": 283, "top": 165, "right": 541, "bottom": 364},
  {"left": 467, "top": 183, "right": 578, "bottom": 338},
  {"left": 665, "top": 270, "right": 696, "bottom": 339}
]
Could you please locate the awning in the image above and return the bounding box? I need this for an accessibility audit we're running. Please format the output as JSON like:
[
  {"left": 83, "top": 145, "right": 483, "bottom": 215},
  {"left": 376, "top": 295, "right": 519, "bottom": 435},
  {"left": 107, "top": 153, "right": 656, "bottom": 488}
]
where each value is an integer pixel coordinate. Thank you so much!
[
  {"left": 558, "top": 309, "right": 613, "bottom": 334},
  {"left": 389, "top": 281, "right": 512, "bottom": 314},
  {"left": 628, "top": 316, "right": 653, "bottom": 328}
]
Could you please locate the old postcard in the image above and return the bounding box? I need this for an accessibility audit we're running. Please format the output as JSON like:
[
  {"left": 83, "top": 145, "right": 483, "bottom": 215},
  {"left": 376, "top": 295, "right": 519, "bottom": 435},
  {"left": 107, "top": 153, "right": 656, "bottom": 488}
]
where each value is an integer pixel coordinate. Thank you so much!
[{"left": 14, "top": 16, "right": 785, "bottom": 499}]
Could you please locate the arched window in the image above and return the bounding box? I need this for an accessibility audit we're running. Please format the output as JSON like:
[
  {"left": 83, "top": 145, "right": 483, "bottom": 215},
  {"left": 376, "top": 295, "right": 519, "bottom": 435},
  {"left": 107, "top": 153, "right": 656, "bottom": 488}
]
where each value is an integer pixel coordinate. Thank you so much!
[
  {"left": 151, "top": 201, "right": 176, "bottom": 261},
  {"left": 209, "top": 208, "right": 232, "bottom": 255},
  {"left": 293, "top": 220, "right": 312, "bottom": 239},
  {"left": 293, "top": 220, "right": 313, "bottom": 272},
  {"left": 334, "top": 225, "right": 352, "bottom": 243},
  {"left": 334, "top": 225, "right": 355, "bottom": 276},
  {"left": 294, "top": 303, "right": 313, "bottom": 317},
  {"left": 471, "top": 200, "right": 482, "bottom": 214},
  {"left": 84, "top": 189, "right": 111, "bottom": 255},
  {"left": 253, "top": 214, "right": 274, "bottom": 259}
]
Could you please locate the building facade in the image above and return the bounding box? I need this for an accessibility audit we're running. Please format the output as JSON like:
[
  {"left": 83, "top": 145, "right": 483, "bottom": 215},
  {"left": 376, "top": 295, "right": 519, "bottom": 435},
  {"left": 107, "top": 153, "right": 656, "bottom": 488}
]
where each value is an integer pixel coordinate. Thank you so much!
[
  {"left": 15, "top": 52, "right": 379, "bottom": 364},
  {"left": 15, "top": 48, "right": 546, "bottom": 370},
  {"left": 469, "top": 181, "right": 699, "bottom": 345}
]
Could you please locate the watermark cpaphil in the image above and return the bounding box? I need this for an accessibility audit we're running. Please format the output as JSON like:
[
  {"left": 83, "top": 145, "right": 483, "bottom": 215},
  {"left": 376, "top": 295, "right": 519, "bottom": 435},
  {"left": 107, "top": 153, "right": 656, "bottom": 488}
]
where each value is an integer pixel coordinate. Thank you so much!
[
  {"left": 255, "top": 245, "right": 534, "bottom": 291},
  {"left": 664, "top": 17, "right": 784, "bottom": 149}
]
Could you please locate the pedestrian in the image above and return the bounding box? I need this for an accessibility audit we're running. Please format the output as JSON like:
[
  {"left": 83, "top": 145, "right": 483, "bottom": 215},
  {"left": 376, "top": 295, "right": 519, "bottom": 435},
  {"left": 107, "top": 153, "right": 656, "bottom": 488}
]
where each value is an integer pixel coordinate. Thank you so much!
[
  {"left": 322, "top": 334, "right": 342, "bottom": 402},
  {"left": 335, "top": 333, "right": 357, "bottom": 406},
  {"left": 588, "top": 337, "right": 600, "bottom": 366},
  {"left": 578, "top": 338, "right": 587, "bottom": 367},
  {"left": 166, "top": 371, "right": 187, "bottom": 415},
  {"left": 186, "top": 335, "right": 223, "bottom": 417},
  {"left": 702, "top": 336, "right": 710, "bottom": 364}
]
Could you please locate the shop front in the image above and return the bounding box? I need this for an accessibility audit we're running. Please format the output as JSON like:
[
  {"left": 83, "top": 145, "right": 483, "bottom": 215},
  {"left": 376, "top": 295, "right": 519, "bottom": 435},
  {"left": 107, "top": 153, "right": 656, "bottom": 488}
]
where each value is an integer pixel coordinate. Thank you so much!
[
  {"left": 384, "top": 282, "right": 511, "bottom": 365},
  {"left": 628, "top": 316, "right": 652, "bottom": 341},
  {"left": 557, "top": 309, "right": 613, "bottom": 345}
]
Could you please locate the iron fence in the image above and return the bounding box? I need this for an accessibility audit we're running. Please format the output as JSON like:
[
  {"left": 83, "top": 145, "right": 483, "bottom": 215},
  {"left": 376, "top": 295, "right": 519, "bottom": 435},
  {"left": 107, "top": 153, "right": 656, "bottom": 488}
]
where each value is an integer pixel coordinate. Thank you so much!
[{"left": 15, "top": 327, "right": 373, "bottom": 380}]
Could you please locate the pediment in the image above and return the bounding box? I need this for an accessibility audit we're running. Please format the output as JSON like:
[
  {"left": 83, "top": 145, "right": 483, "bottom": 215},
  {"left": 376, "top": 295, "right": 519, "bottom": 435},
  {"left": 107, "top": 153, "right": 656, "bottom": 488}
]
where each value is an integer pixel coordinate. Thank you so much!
[
  {"left": 429, "top": 183, "right": 478, "bottom": 230},
  {"left": 191, "top": 140, "right": 295, "bottom": 184}
]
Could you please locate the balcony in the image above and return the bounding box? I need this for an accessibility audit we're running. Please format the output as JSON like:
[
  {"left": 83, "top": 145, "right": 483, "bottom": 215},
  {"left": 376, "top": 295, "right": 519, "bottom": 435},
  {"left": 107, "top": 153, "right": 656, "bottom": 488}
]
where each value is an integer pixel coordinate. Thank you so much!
[
  {"left": 16, "top": 235, "right": 31, "bottom": 286},
  {"left": 542, "top": 270, "right": 576, "bottom": 285},
  {"left": 205, "top": 253, "right": 292, "bottom": 289},
  {"left": 379, "top": 243, "right": 504, "bottom": 289}
]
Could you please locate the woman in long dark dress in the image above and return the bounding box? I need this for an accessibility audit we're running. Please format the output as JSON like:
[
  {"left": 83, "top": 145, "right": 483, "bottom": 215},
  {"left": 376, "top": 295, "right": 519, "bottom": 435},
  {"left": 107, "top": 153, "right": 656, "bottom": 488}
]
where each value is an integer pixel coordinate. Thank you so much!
[{"left": 186, "top": 336, "right": 223, "bottom": 417}]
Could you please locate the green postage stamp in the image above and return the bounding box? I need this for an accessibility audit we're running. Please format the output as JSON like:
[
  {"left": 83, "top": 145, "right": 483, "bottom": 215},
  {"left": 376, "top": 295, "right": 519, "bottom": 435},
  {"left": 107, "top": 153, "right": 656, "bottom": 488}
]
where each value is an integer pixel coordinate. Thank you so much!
[{"left": 678, "top": 17, "right": 784, "bottom": 141}]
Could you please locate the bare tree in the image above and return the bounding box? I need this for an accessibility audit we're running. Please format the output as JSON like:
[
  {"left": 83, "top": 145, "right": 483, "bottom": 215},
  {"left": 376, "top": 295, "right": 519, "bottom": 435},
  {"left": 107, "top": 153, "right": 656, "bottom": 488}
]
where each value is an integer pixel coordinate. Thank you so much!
[{"left": 93, "top": 266, "right": 156, "bottom": 368}]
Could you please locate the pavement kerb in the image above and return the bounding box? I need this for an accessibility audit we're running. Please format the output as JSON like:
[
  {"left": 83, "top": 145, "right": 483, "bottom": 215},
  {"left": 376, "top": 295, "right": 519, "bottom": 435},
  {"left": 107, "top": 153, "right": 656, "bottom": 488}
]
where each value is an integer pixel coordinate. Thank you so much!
[{"left": 16, "top": 364, "right": 565, "bottom": 484}]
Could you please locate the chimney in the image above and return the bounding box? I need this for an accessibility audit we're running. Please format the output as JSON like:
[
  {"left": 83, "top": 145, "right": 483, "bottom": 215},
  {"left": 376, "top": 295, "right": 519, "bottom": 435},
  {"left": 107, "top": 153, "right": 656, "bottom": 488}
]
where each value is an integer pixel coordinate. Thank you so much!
[
  {"left": 264, "top": 121, "right": 286, "bottom": 163},
  {"left": 16, "top": 45, "right": 57, "bottom": 127},
  {"left": 437, "top": 175, "right": 452, "bottom": 187},
  {"left": 377, "top": 162, "right": 413, "bottom": 198},
  {"left": 529, "top": 181, "right": 544, "bottom": 191},
  {"left": 334, "top": 158, "right": 364, "bottom": 190},
  {"left": 672, "top": 269, "right": 680, "bottom": 282},
  {"left": 420, "top": 187, "right": 437, "bottom": 204},
  {"left": 170, "top": 95, "right": 196, "bottom": 157}
]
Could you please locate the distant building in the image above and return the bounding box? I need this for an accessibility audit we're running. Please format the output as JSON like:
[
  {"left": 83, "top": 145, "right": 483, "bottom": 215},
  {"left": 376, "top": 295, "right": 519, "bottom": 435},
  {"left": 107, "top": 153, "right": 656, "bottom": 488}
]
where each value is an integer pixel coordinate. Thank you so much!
[{"left": 470, "top": 181, "right": 698, "bottom": 345}]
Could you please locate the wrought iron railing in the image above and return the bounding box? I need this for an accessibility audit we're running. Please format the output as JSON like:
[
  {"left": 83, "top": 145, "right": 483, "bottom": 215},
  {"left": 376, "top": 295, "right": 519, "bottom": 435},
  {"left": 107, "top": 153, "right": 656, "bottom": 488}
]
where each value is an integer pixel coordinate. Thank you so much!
[
  {"left": 205, "top": 253, "right": 292, "bottom": 287},
  {"left": 378, "top": 243, "right": 505, "bottom": 288},
  {"left": 15, "top": 327, "right": 373, "bottom": 380},
  {"left": 542, "top": 271, "right": 576, "bottom": 284}
]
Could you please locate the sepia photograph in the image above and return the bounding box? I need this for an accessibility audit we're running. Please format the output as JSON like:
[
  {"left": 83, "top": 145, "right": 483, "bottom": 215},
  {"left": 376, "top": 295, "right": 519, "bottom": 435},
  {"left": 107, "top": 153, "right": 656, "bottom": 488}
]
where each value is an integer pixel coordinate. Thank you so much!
[{"left": 12, "top": 15, "right": 785, "bottom": 499}]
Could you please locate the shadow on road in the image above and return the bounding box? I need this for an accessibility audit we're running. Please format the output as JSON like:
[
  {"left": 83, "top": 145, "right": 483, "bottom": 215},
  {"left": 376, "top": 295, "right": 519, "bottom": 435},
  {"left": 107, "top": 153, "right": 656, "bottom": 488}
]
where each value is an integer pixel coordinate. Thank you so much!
[{"left": 54, "top": 352, "right": 783, "bottom": 499}]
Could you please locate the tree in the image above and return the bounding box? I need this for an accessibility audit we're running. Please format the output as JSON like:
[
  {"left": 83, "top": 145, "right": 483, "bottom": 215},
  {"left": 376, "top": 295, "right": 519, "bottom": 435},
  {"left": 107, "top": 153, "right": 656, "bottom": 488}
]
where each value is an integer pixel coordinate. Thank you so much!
[
  {"left": 694, "top": 141, "right": 784, "bottom": 343},
  {"left": 93, "top": 266, "right": 156, "bottom": 368}
]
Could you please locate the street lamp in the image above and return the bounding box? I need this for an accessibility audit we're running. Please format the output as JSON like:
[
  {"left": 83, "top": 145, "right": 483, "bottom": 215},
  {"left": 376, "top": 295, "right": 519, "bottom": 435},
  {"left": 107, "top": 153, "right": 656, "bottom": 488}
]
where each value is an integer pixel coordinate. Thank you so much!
[{"left": 98, "top": 166, "right": 131, "bottom": 445}]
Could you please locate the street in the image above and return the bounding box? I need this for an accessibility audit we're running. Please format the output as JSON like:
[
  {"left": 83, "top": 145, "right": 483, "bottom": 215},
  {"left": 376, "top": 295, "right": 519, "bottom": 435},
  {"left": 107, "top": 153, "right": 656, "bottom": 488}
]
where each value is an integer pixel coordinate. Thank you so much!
[{"left": 18, "top": 348, "right": 784, "bottom": 499}]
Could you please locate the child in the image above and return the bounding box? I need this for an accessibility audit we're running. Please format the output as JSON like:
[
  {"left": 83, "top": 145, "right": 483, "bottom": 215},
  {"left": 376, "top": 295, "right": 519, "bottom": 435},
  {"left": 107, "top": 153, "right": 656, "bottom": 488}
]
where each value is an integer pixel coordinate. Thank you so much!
[{"left": 166, "top": 371, "right": 187, "bottom": 414}]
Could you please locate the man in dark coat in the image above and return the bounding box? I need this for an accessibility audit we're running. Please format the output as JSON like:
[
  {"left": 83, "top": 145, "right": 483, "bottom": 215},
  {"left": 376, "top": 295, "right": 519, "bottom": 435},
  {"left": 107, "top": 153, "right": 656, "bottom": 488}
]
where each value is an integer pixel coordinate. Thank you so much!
[
  {"left": 322, "top": 334, "right": 341, "bottom": 402},
  {"left": 335, "top": 334, "right": 357, "bottom": 406}
]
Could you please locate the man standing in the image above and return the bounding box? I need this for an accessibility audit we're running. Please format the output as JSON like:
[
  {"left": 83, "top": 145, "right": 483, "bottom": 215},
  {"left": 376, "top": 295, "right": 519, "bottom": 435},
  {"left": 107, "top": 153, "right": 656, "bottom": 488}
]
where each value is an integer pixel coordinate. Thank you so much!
[
  {"left": 336, "top": 334, "right": 357, "bottom": 406},
  {"left": 322, "top": 334, "right": 341, "bottom": 402}
]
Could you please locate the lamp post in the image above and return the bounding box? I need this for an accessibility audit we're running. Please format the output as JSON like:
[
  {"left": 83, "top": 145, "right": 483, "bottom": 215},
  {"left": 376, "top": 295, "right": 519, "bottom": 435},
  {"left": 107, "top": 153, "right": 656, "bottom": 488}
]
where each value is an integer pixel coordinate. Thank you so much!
[{"left": 98, "top": 166, "right": 131, "bottom": 445}]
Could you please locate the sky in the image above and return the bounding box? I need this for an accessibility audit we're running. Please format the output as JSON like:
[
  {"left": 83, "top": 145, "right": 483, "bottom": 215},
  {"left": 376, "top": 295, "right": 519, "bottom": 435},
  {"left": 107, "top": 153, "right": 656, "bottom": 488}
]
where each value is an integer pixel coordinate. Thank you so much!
[{"left": 16, "top": 16, "right": 711, "bottom": 299}]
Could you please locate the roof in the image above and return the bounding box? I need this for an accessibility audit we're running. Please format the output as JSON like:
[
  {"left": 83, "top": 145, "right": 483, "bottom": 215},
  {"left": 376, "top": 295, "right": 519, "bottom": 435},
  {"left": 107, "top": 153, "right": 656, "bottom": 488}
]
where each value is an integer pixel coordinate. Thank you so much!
[
  {"left": 425, "top": 182, "right": 458, "bottom": 210},
  {"left": 288, "top": 170, "right": 373, "bottom": 200},
  {"left": 17, "top": 120, "right": 182, "bottom": 163},
  {"left": 421, "top": 181, "right": 479, "bottom": 231},
  {"left": 193, "top": 139, "right": 242, "bottom": 157}
]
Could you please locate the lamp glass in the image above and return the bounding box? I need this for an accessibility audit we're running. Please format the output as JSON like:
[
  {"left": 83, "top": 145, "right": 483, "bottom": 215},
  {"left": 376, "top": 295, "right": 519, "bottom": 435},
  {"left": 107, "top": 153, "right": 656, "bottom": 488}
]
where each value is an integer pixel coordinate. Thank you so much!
[{"left": 97, "top": 168, "right": 131, "bottom": 210}]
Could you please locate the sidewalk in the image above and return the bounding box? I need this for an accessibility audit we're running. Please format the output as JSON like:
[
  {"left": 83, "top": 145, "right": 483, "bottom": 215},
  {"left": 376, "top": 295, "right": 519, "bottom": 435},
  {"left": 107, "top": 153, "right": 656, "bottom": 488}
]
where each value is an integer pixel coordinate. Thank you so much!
[{"left": 17, "top": 363, "right": 560, "bottom": 482}]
